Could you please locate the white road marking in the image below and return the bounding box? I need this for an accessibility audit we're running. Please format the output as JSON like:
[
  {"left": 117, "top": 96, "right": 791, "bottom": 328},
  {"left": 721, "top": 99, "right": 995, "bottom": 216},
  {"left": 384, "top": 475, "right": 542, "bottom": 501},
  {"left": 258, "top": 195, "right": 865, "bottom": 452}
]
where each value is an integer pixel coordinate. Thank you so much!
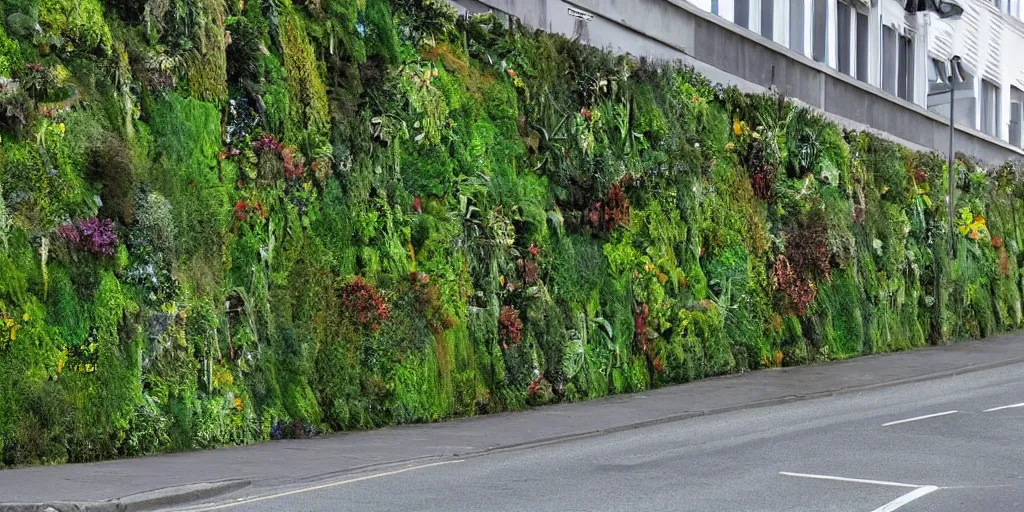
[
  {"left": 188, "top": 460, "right": 464, "bottom": 511},
  {"left": 869, "top": 485, "right": 940, "bottom": 512},
  {"left": 882, "top": 410, "right": 958, "bottom": 426},
  {"left": 780, "top": 472, "right": 942, "bottom": 512},
  {"left": 984, "top": 402, "right": 1024, "bottom": 412},
  {"left": 778, "top": 472, "right": 923, "bottom": 488}
]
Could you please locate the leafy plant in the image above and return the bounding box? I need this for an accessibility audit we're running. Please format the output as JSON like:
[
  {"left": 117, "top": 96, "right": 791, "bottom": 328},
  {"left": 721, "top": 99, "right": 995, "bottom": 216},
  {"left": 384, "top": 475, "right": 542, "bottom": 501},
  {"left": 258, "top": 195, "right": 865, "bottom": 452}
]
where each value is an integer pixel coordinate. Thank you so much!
[
  {"left": 339, "top": 277, "right": 391, "bottom": 332},
  {"left": 955, "top": 208, "right": 988, "bottom": 241},
  {"left": 57, "top": 217, "right": 119, "bottom": 257}
]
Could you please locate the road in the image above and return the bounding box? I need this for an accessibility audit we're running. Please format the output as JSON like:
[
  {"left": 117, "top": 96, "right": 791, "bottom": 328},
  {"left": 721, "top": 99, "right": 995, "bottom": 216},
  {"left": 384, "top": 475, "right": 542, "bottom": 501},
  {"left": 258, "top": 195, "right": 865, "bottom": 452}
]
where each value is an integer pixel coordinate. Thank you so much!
[{"left": 174, "top": 361, "right": 1024, "bottom": 512}]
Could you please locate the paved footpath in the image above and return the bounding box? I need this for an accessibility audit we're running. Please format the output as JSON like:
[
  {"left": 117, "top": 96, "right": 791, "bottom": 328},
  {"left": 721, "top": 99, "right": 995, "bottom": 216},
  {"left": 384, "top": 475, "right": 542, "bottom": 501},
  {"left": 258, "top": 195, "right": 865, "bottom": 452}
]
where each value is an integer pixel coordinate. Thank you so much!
[{"left": 3, "top": 334, "right": 1024, "bottom": 511}]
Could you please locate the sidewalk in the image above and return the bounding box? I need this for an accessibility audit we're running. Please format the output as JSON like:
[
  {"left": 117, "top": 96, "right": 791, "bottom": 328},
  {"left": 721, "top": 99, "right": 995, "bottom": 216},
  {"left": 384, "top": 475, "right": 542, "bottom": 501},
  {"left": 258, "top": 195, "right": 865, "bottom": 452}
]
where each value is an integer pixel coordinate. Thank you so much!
[{"left": 4, "top": 333, "right": 1024, "bottom": 510}]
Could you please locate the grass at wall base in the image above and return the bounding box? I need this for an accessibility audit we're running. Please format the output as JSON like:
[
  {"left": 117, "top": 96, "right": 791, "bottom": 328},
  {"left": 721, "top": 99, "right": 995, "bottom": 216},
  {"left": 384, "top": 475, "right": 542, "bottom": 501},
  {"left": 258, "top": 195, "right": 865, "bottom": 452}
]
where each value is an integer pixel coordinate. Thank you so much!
[{"left": 0, "top": 0, "right": 1020, "bottom": 466}]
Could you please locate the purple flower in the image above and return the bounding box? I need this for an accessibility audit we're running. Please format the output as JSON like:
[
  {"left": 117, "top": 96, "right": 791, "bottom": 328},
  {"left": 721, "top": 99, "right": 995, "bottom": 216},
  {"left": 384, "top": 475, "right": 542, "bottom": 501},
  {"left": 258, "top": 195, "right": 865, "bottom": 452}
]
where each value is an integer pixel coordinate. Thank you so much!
[
  {"left": 59, "top": 217, "right": 119, "bottom": 256},
  {"left": 252, "top": 134, "right": 283, "bottom": 154}
]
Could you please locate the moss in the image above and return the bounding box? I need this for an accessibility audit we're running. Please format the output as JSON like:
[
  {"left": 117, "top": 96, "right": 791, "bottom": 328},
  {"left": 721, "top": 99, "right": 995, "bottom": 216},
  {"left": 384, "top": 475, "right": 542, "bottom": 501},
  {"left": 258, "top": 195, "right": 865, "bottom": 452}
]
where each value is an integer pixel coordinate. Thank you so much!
[
  {"left": 814, "top": 266, "right": 864, "bottom": 359},
  {"left": 148, "top": 93, "right": 227, "bottom": 258},
  {"left": 183, "top": 0, "right": 229, "bottom": 102},
  {"left": 281, "top": 14, "right": 330, "bottom": 142},
  {"left": 39, "top": 0, "right": 113, "bottom": 56}
]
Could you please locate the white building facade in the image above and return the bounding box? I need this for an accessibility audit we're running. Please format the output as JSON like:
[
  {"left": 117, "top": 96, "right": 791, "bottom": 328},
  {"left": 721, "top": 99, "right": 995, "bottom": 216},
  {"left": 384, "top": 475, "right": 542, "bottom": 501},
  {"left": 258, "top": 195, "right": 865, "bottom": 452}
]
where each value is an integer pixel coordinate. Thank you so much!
[{"left": 691, "top": 0, "right": 1024, "bottom": 147}]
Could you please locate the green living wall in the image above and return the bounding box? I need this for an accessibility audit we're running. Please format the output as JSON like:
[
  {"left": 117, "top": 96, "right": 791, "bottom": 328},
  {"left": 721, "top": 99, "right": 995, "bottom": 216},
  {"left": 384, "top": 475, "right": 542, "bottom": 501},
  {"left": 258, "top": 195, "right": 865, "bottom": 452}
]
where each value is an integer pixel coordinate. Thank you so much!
[{"left": 0, "top": 0, "right": 1021, "bottom": 465}]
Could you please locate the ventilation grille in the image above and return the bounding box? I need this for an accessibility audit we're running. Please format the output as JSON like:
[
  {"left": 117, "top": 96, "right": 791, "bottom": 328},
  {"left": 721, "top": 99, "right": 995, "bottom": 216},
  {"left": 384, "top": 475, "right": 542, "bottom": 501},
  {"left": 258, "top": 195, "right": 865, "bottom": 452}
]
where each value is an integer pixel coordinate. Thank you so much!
[
  {"left": 932, "top": 21, "right": 953, "bottom": 58},
  {"left": 980, "top": 9, "right": 1004, "bottom": 83}
]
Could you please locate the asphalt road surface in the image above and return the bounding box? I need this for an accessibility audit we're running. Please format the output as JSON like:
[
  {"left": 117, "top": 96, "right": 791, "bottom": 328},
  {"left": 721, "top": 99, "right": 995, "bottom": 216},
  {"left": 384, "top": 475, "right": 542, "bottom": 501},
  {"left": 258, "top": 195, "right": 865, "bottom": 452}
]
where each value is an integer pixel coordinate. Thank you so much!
[{"left": 172, "top": 361, "right": 1024, "bottom": 512}]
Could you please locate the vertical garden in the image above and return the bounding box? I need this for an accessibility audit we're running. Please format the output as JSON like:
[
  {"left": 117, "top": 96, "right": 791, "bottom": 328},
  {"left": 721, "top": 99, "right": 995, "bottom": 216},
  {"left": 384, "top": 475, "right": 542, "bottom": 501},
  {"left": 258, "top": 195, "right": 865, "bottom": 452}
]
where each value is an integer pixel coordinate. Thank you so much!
[{"left": 0, "top": 0, "right": 1021, "bottom": 466}]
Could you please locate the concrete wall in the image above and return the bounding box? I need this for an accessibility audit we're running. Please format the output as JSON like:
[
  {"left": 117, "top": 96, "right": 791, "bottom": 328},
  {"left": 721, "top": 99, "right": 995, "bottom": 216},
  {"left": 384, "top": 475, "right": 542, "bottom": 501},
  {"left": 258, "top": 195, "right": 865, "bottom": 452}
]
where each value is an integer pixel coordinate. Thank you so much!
[{"left": 448, "top": 0, "right": 1024, "bottom": 163}]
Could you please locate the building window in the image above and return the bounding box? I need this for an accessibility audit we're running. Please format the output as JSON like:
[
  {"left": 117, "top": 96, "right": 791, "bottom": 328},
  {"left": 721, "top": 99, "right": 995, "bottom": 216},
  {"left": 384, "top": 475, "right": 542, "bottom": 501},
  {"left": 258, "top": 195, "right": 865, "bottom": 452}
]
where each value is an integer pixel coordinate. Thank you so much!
[
  {"left": 929, "top": 58, "right": 947, "bottom": 84},
  {"left": 927, "top": 58, "right": 949, "bottom": 97},
  {"left": 837, "top": 2, "right": 852, "bottom": 75},
  {"left": 812, "top": 0, "right": 828, "bottom": 63},
  {"left": 736, "top": 0, "right": 750, "bottom": 28},
  {"left": 981, "top": 79, "right": 1000, "bottom": 137},
  {"left": 712, "top": 0, "right": 736, "bottom": 21},
  {"left": 856, "top": 12, "right": 868, "bottom": 80},
  {"left": 762, "top": 0, "right": 775, "bottom": 39},
  {"left": 1011, "top": 87, "right": 1023, "bottom": 147},
  {"left": 897, "top": 34, "right": 915, "bottom": 102},
  {"left": 790, "top": 0, "right": 805, "bottom": 53},
  {"left": 882, "top": 26, "right": 898, "bottom": 95}
]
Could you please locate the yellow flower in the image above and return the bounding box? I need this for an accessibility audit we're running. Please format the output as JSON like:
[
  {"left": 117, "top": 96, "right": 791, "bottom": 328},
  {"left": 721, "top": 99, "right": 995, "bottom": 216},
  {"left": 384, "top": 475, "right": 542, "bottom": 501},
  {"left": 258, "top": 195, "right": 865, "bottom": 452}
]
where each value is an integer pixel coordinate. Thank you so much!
[
  {"left": 733, "top": 119, "right": 743, "bottom": 136},
  {"left": 22, "top": 313, "right": 29, "bottom": 321},
  {"left": 56, "top": 349, "right": 67, "bottom": 374},
  {"left": 724, "top": 142, "right": 735, "bottom": 151},
  {"left": 58, "top": 123, "right": 65, "bottom": 134},
  {"left": 234, "top": 397, "right": 244, "bottom": 412}
]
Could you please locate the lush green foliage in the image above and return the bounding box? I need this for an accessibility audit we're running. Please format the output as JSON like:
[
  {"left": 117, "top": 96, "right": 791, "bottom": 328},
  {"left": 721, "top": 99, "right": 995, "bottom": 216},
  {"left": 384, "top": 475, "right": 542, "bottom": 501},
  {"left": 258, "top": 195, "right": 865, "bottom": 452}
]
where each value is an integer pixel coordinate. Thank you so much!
[{"left": 0, "top": 0, "right": 1021, "bottom": 466}]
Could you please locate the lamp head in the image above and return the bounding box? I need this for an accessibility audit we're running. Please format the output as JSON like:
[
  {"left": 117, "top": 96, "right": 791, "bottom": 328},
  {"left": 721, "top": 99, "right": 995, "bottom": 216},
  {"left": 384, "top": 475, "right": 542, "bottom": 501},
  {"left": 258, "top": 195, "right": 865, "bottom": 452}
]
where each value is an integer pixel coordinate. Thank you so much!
[{"left": 905, "top": 0, "right": 963, "bottom": 19}]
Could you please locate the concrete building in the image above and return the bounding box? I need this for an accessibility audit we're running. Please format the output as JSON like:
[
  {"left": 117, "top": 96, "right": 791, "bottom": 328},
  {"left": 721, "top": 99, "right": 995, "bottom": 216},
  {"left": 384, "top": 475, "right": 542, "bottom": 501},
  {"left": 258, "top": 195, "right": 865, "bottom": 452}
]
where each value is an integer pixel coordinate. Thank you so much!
[{"left": 446, "top": 0, "right": 1024, "bottom": 163}]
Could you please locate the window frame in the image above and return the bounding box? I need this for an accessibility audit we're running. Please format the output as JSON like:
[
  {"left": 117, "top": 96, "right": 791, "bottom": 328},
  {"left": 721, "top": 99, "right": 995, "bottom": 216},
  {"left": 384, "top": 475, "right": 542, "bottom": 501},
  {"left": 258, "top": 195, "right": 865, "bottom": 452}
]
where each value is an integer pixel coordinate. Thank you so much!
[{"left": 980, "top": 79, "right": 1001, "bottom": 137}]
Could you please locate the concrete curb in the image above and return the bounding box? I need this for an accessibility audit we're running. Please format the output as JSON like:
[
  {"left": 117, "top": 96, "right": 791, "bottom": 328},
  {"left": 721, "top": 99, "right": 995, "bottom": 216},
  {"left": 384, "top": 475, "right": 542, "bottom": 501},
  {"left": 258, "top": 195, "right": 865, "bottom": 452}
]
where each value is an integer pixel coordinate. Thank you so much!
[
  {"left": 0, "top": 480, "right": 251, "bottom": 512},
  {"left": 459, "top": 352, "right": 1024, "bottom": 458}
]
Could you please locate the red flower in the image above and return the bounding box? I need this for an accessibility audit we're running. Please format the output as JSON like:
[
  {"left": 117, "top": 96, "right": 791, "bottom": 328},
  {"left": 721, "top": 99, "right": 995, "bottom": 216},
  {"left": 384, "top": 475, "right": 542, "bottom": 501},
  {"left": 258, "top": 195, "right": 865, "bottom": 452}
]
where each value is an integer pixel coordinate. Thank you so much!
[
  {"left": 339, "top": 277, "right": 391, "bottom": 332},
  {"left": 517, "top": 259, "right": 539, "bottom": 284},
  {"left": 528, "top": 244, "right": 540, "bottom": 257},
  {"left": 412, "top": 197, "right": 422, "bottom": 214},
  {"left": 253, "top": 134, "right": 283, "bottom": 154},
  {"left": 585, "top": 182, "right": 630, "bottom": 232},
  {"left": 234, "top": 201, "right": 248, "bottom": 221},
  {"left": 282, "top": 146, "right": 305, "bottom": 179},
  {"left": 652, "top": 358, "right": 665, "bottom": 373},
  {"left": 580, "top": 107, "right": 592, "bottom": 121},
  {"left": 499, "top": 306, "right": 523, "bottom": 345}
]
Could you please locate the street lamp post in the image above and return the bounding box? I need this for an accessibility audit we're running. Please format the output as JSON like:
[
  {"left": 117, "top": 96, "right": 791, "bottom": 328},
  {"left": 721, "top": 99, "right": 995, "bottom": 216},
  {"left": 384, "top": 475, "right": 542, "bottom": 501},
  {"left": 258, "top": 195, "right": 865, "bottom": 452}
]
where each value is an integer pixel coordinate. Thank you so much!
[
  {"left": 904, "top": 0, "right": 964, "bottom": 261},
  {"left": 946, "top": 55, "right": 966, "bottom": 259},
  {"left": 948, "top": 56, "right": 958, "bottom": 259}
]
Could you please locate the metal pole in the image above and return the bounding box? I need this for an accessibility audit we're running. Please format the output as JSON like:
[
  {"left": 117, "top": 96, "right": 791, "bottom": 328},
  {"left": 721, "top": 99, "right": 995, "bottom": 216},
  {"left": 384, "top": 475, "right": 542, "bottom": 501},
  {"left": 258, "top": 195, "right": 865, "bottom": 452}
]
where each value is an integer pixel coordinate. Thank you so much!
[{"left": 948, "top": 64, "right": 956, "bottom": 259}]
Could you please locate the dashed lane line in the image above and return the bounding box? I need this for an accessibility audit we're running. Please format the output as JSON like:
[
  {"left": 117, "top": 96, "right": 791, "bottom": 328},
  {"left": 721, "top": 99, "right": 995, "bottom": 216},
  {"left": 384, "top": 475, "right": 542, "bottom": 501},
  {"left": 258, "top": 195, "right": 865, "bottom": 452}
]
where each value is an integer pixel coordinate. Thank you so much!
[
  {"left": 869, "top": 485, "right": 939, "bottom": 512},
  {"left": 984, "top": 402, "right": 1024, "bottom": 412},
  {"left": 882, "top": 410, "right": 958, "bottom": 427}
]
